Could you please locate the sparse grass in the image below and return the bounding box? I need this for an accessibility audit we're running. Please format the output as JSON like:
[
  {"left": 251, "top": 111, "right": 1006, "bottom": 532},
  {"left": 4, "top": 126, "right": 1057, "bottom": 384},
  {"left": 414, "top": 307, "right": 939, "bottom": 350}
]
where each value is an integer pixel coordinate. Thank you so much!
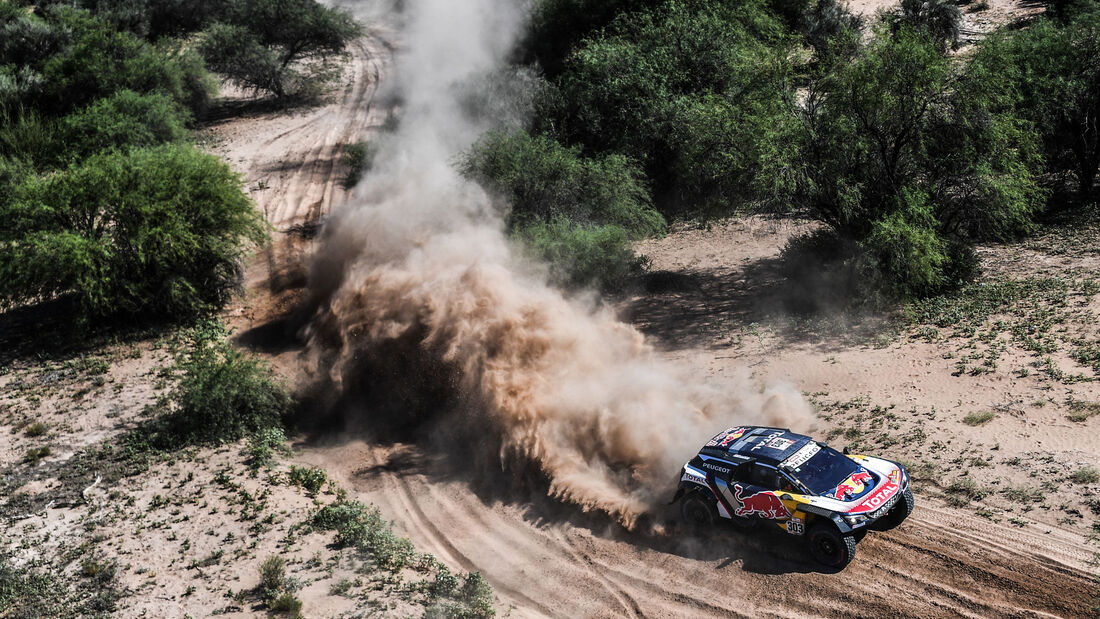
[
  {"left": 191, "top": 550, "right": 224, "bottom": 569},
  {"left": 23, "top": 422, "right": 48, "bottom": 437},
  {"left": 1067, "top": 399, "right": 1100, "bottom": 422},
  {"left": 944, "top": 478, "right": 990, "bottom": 506},
  {"left": 0, "top": 553, "right": 121, "bottom": 617},
  {"left": 23, "top": 446, "right": 51, "bottom": 464},
  {"left": 962, "top": 410, "right": 995, "bottom": 426},
  {"left": 1070, "top": 467, "right": 1099, "bottom": 484},
  {"left": 1001, "top": 485, "right": 1045, "bottom": 503}
]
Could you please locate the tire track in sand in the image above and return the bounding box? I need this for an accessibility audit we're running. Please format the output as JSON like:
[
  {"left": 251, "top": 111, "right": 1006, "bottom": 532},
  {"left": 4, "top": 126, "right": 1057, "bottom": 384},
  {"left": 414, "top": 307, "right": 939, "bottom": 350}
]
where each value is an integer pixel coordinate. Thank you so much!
[
  {"left": 303, "top": 440, "right": 1097, "bottom": 618},
  {"left": 216, "top": 14, "right": 1098, "bottom": 619}
]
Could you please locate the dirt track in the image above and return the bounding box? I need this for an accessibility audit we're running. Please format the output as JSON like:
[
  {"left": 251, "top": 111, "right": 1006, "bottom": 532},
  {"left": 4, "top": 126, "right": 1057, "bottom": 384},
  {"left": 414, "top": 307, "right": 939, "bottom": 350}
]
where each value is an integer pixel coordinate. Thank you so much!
[{"left": 217, "top": 20, "right": 1099, "bottom": 619}]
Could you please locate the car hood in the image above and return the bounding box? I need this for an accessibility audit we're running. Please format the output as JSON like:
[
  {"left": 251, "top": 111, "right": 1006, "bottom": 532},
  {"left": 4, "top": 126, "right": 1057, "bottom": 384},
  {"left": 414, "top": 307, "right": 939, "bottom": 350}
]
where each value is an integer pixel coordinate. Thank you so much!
[{"left": 803, "top": 455, "right": 904, "bottom": 515}]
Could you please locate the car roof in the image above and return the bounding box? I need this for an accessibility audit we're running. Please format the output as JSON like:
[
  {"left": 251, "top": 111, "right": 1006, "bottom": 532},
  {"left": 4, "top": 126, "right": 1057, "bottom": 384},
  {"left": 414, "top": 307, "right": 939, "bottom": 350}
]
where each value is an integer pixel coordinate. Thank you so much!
[{"left": 699, "top": 426, "right": 813, "bottom": 467}]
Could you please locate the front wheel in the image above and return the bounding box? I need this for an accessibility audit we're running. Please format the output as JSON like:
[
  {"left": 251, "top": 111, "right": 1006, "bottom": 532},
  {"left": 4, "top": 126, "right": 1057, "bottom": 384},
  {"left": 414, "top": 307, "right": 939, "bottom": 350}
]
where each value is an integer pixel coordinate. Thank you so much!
[
  {"left": 807, "top": 523, "right": 857, "bottom": 569},
  {"left": 680, "top": 491, "right": 718, "bottom": 529},
  {"left": 873, "top": 488, "right": 914, "bottom": 531}
]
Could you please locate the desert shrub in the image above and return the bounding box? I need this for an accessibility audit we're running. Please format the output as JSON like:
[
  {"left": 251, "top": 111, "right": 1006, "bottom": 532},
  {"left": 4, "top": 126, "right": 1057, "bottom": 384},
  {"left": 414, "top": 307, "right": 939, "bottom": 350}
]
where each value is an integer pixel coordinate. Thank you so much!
[
  {"left": 961, "top": 410, "right": 996, "bottom": 426},
  {"left": 803, "top": 0, "right": 864, "bottom": 64},
  {"left": 165, "top": 321, "right": 292, "bottom": 445},
  {"left": 0, "top": 144, "right": 267, "bottom": 321},
  {"left": 246, "top": 426, "right": 287, "bottom": 469},
  {"left": 973, "top": 8, "right": 1100, "bottom": 203},
  {"left": 31, "top": 7, "right": 213, "bottom": 117},
  {"left": 889, "top": 0, "right": 962, "bottom": 50},
  {"left": 269, "top": 593, "right": 303, "bottom": 616},
  {"left": 546, "top": 0, "right": 794, "bottom": 217},
  {"left": 459, "top": 572, "right": 495, "bottom": 618},
  {"left": 311, "top": 500, "right": 416, "bottom": 571},
  {"left": 778, "top": 26, "right": 1043, "bottom": 297},
  {"left": 463, "top": 130, "right": 664, "bottom": 236},
  {"left": 524, "top": 0, "right": 663, "bottom": 77},
  {"left": 59, "top": 90, "right": 189, "bottom": 162},
  {"left": 258, "top": 555, "right": 287, "bottom": 599},
  {"left": 1070, "top": 467, "right": 1099, "bottom": 483},
  {"left": 199, "top": 0, "right": 360, "bottom": 99},
  {"left": 342, "top": 140, "right": 374, "bottom": 187},
  {"left": 287, "top": 465, "right": 327, "bottom": 495},
  {"left": 514, "top": 219, "right": 643, "bottom": 292}
]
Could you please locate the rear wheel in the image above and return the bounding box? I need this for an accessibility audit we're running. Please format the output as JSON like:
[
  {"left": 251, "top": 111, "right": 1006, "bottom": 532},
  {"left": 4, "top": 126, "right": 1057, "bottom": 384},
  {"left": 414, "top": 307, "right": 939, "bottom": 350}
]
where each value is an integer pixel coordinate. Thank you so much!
[
  {"left": 807, "top": 523, "right": 857, "bottom": 569},
  {"left": 874, "top": 488, "right": 914, "bottom": 531},
  {"left": 680, "top": 491, "right": 718, "bottom": 529}
]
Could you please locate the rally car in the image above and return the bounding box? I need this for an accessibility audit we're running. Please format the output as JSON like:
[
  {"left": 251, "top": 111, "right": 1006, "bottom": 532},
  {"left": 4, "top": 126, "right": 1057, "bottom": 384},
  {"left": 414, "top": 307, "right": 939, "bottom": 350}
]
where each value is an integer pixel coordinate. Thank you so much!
[{"left": 671, "top": 426, "right": 914, "bottom": 568}]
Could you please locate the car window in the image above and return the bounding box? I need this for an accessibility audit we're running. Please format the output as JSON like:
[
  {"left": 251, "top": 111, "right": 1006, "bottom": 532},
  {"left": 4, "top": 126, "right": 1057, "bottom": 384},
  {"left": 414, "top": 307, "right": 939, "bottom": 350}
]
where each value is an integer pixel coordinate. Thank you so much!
[{"left": 749, "top": 464, "right": 777, "bottom": 489}]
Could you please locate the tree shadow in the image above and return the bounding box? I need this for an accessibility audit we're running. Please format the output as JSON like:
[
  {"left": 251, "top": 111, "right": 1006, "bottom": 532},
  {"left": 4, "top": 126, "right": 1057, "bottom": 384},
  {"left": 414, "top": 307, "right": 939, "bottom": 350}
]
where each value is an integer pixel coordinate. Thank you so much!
[
  {"left": 0, "top": 298, "right": 175, "bottom": 367},
  {"left": 622, "top": 250, "right": 892, "bottom": 353}
]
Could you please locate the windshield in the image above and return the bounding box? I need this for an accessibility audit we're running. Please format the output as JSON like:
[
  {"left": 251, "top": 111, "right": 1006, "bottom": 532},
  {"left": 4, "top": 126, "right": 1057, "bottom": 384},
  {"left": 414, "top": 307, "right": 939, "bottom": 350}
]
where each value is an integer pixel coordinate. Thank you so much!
[{"left": 781, "top": 445, "right": 862, "bottom": 496}]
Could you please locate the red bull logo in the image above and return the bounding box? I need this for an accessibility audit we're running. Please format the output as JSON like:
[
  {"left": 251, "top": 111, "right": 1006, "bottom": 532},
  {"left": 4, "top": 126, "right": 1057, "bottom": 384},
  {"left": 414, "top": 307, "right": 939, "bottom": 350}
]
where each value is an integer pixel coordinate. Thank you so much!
[
  {"left": 833, "top": 471, "right": 873, "bottom": 500},
  {"left": 733, "top": 485, "right": 791, "bottom": 519}
]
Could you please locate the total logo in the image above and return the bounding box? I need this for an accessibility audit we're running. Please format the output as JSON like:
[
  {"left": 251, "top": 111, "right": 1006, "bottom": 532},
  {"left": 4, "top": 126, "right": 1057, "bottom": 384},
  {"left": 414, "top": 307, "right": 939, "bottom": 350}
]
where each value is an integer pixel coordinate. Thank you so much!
[{"left": 849, "top": 481, "right": 901, "bottom": 514}]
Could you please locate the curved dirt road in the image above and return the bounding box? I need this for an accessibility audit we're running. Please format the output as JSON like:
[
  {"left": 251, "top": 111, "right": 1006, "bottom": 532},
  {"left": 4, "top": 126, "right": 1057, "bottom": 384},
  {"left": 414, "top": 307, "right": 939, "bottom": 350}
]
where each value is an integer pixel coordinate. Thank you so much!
[
  {"left": 219, "top": 22, "right": 1099, "bottom": 619},
  {"left": 298, "top": 440, "right": 1095, "bottom": 618}
]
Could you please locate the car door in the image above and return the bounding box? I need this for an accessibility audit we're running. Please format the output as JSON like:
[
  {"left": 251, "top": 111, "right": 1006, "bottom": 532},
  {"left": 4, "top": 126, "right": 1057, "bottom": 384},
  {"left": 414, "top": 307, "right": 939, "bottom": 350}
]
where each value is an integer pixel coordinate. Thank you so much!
[{"left": 728, "top": 463, "right": 792, "bottom": 520}]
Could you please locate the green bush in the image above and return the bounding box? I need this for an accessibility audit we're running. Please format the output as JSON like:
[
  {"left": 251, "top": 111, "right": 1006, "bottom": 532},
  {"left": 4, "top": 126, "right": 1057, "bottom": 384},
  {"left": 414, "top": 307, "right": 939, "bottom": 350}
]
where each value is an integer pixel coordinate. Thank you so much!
[
  {"left": 342, "top": 140, "right": 374, "bottom": 187},
  {"left": 802, "top": 0, "right": 864, "bottom": 64},
  {"left": 60, "top": 90, "right": 189, "bottom": 161},
  {"left": 165, "top": 321, "right": 292, "bottom": 445},
  {"left": 776, "top": 26, "right": 1043, "bottom": 297},
  {"left": 973, "top": 7, "right": 1100, "bottom": 203},
  {"left": 459, "top": 572, "right": 495, "bottom": 618},
  {"left": 311, "top": 500, "right": 416, "bottom": 571},
  {"left": 199, "top": 0, "right": 360, "bottom": 98},
  {"left": 32, "top": 7, "right": 214, "bottom": 117},
  {"left": 246, "top": 426, "right": 287, "bottom": 469},
  {"left": 287, "top": 465, "right": 327, "bottom": 495},
  {"left": 546, "top": 0, "right": 793, "bottom": 216},
  {"left": 0, "top": 144, "right": 267, "bottom": 321},
  {"left": 463, "top": 130, "right": 664, "bottom": 236},
  {"left": 258, "top": 555, "right": 287, "bottom": 599},
  {"left": 515, "top": 219, "right": 644, "bottom": 292},
  {"left": 890, "top": 0, "right": 961, "bottom": 50}
]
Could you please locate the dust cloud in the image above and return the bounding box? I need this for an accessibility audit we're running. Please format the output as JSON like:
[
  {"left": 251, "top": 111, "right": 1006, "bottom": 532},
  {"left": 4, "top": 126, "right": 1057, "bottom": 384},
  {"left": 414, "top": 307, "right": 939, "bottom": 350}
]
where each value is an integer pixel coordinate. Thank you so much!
[{"left": 304, "top": 0, "right": 814, "bottom": 528}]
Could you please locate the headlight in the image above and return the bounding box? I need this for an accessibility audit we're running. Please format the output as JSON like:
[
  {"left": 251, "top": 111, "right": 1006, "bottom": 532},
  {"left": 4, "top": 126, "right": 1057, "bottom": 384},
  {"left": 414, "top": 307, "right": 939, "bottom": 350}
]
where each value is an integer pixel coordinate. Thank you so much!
[{"left": 844, "top": 514, "right": 868, "bottom": 526}]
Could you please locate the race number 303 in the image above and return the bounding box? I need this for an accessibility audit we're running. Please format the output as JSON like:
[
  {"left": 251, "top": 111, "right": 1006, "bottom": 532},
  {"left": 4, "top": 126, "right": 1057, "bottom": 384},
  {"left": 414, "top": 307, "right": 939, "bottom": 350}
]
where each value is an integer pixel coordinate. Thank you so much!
[{"left": 786, "top": 517, "right": 804, "bottom": 535}]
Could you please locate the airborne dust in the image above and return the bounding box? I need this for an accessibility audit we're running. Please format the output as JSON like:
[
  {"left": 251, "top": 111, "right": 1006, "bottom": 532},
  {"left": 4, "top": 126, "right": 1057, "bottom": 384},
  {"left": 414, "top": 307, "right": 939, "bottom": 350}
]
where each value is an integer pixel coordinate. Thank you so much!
[{"left": 304, "top": 0, "right": 814, "bottom": 528}]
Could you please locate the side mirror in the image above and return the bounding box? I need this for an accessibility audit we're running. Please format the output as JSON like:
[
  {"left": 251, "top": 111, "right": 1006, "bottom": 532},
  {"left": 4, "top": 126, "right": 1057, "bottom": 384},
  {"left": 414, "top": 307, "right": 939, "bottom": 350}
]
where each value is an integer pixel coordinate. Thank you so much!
[
  {"left": 843, "top": 446, "right": 850, "bottom": 455},
  {"left": 780, "top": 493, "right": 793, "bottom": 501}
]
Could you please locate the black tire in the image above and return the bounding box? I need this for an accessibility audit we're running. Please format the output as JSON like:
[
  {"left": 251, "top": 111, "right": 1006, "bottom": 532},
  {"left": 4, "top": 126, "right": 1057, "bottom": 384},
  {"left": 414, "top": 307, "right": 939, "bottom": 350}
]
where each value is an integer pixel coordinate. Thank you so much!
[
  {"left": 873, "top": 488, "right": 914, "bottom": 531},
  {"left": 807, "top": 523, "right": 857, "bottom": 569},
  {"left": 680, "top": 491, "right": 718, "bottom": 529},
  {"left": 728, "top": 513, "right": 758, "bottom": 531}
]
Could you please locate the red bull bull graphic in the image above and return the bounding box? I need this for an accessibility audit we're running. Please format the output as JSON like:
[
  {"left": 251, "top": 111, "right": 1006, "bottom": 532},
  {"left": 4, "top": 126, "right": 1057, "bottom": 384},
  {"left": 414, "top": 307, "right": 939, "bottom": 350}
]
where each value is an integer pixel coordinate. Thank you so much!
[
  {"left": 733, "top": 484, "right": 791, "bottom": 519},
  {"left": 706, "top": 426, "right": 749, "bottom": 448},
  {"left": 832, "top": 471, "right": 873, "bottom": 500}
]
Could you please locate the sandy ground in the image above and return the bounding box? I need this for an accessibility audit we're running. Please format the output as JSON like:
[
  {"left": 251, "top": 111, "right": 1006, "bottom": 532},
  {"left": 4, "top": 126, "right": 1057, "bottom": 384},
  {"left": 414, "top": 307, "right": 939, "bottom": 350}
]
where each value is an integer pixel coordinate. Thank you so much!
[
  {"left": 3, "top": 1, "right": 1097, "bottom": 617},
  {"left": 211, "top": 6, "right": 1095, "bottom": 617}
]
